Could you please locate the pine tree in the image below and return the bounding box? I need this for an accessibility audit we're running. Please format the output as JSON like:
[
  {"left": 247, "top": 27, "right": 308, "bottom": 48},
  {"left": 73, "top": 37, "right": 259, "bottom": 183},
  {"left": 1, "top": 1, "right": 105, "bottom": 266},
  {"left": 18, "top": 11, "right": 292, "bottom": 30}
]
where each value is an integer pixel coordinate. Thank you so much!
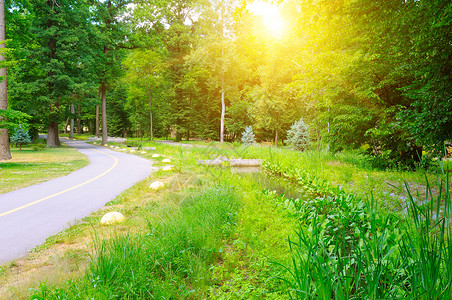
[
  {"left": 285, "top": 118, "right": 310, "bottom": 151},
  {"left": 10, "top": 125, "right": 30, "bottom": 150},
  {"left": 241, "top": 126, "right": 255, "bottom": 146},
  {"left": 10, "top": 0, "right": 97, "bottom": 148}
]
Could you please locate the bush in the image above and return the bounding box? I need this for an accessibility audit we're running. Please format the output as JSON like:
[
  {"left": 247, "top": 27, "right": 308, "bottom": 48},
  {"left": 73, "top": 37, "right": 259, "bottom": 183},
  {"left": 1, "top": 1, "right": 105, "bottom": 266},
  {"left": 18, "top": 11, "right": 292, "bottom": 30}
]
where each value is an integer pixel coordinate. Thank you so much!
[
  {"left": 10, "top": 125, "right": 31, "bottom": 150},
  {"left": 285, "top": 118, "right": 310, "bottom": 151},
  {"left": 241, "top": 126, "right": 255, "bottom": 146},
  {"left": 32, "top": 144, "right": 46, "bottom": 151}
]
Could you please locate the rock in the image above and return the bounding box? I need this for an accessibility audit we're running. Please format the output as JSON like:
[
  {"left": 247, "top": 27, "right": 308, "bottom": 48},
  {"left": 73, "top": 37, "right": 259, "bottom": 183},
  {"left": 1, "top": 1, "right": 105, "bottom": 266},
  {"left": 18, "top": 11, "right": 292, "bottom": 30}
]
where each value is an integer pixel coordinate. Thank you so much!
[
  {"left": 130, "top": 149, "right": 136, "bottom": 153},
  {"left": 104, "top": 144, "right": 108, "bottom": 147},
  {"left": 162, "top": 166, "right": 173, "bottom": 171},
  {"left": 149, "top": 181, "right": 164, "bottom": 190},
  {"left": 162, "top": 158, "right": 171, "bottom": 163},
  {"left": 143, "top": 147, "right": 156, "bottom": 150},
  {"left": 100, "top": 212, "right": 125, "bottom": 225},
  {"left": 152, "top": 154, "right": 160, "bottom": 158}
]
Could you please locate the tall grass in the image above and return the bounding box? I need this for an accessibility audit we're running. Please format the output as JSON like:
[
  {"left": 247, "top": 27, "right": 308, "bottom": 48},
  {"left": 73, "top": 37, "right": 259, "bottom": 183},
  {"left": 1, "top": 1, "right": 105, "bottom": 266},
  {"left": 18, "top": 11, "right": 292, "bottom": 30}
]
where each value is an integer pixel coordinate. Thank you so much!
[
  {"left": 30, "top": 185, "right": 240, "bottom": 299},
  {"left": 274, "top": 173, "right": 452, "bottom": 299}
]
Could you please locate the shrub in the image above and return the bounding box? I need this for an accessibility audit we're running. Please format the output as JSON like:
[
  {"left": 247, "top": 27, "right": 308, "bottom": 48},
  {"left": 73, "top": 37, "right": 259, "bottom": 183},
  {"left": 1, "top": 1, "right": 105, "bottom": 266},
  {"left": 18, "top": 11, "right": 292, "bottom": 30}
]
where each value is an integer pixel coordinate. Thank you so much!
[
  {"left": 32, "top": 144, "right": 46, "bottom": 151},
  {"left": 10, "top": 125, "right": 31, "bottom": 150},
  {"left": 285, "top": 118, "right": 310, "bottom": 151},
  {"left": 241, "top": 126, "right": 255, "bottom": 146}
]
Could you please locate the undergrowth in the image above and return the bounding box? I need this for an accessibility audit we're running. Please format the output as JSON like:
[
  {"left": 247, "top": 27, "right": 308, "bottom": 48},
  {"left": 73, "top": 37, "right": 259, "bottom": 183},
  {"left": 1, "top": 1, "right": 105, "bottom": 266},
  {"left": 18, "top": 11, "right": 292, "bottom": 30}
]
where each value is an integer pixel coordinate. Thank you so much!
[
  {"left": 264, "top": 159, "right": 452, "bottom": 299},
  {"left": 30, "top": 185, "right": 240, "bottom": 299}
]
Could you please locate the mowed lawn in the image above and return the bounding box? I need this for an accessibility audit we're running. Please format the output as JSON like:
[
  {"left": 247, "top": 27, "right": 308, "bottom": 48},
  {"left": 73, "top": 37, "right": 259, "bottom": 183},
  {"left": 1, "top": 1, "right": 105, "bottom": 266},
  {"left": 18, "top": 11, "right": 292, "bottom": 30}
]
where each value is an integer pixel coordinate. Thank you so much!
[{"left": 0, "top": 146, "right": 88, "bottom": 195}]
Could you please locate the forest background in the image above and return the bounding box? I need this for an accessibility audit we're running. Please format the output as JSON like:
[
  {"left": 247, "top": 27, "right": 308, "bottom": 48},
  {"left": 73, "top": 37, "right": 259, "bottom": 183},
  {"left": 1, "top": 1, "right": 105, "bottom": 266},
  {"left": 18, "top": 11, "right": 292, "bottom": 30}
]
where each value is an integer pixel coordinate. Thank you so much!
[{"left": 0, "top": 0, "right": 451, "bottom": 169}]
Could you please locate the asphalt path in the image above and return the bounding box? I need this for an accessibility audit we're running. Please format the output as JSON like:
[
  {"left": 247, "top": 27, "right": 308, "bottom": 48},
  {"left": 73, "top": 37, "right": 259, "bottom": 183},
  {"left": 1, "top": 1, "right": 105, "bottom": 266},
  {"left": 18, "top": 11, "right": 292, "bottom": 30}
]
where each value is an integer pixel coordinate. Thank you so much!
[{"left": 0, "top": 139, "right": 152, "bottom": 263}]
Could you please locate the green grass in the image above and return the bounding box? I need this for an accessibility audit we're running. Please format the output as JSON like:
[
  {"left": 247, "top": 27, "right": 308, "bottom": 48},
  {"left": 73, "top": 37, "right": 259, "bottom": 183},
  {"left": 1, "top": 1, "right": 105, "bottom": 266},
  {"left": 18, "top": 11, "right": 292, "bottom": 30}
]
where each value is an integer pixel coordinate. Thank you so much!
[
  {"left": 29, "top": 184, "right": 241, "bottom": 299},
  {"left": 3, "top": 140, "right": 451, "bottom": 299},
  {"left": 0, "top": 144, "right": 88, "bottom": 194}
]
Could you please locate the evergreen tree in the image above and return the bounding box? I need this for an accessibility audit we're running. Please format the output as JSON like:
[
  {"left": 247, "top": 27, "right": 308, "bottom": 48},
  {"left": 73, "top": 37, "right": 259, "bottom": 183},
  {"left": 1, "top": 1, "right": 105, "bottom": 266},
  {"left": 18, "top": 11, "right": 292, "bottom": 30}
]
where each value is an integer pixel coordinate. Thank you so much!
[
  {"left": 107, "top": 84, "right": 131, "bottom": 137},
  {"left": 241, "top": 125, "right": 255, "bottom": 146},
  {"left": 285, "top": 118, "right": 310, "bottom": 151},
  {"left": 10, "top": 125, "right": 30, "bottom": 150},
  {"left": 9, "top": 0, "right": 97, "bottom": 147},
  {"left": 93, "top": 0, "right": 133, "bottom": 145}
]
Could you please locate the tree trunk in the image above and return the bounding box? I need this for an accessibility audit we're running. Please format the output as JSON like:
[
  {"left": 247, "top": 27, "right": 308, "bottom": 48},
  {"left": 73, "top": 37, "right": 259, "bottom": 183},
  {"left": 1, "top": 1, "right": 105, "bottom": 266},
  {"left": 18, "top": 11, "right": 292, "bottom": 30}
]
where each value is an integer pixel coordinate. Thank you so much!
[
  {"left": 77, "top": 105, "right": 81, "bottom": 134},
  {"left": 220, "top": 90, "right": 225, "bottom": 143},
  {"left": 274, "top": 127, "right": 278, "bottom": 148},
  {"left": 63, "top": 118, "right": 69, "bottom": 134},
  {"left": 0, "top": 0, "right": 11, "bottom": 160},
  {"left": 149, "top": 86, "right": 153, "bottom": 141},
  {"left": 316, "top": 125, "right": 321, "bottom": 151},
  {"left": 95, "top": 104, "right": 100, "bottom": 138},
  {"left": 69, "top": 103, "right": 74, "bottom": 139},
  {"left": 101, "top": 83, "right": 107, "bottom": 145},
  {"left": 47, "top": 122, "right": 61, "bottom": 147},
  {"left": 219, "top": 3, "right": 225, "bottom": 144}
]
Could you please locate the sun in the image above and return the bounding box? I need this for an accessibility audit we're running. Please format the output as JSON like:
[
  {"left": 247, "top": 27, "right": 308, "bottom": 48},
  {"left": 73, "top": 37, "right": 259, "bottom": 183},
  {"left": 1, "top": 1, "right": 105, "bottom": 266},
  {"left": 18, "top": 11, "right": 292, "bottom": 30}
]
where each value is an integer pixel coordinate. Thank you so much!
[{"left": 247, "top": 1, "right": 285, "bottom": 37}]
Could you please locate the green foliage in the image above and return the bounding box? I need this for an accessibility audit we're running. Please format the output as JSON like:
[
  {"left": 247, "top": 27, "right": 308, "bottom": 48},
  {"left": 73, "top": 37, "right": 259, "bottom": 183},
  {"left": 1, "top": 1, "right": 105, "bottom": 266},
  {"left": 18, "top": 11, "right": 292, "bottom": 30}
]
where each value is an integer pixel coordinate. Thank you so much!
[
  {"left": 29, "top": 185, "right": 240, "bottom": 298},
  {"left": 32, "top": 143, "right": 46, "bottom": 151},
  {"left": 8, "top": 0, "right": 98, "bottom": 146},
  {"left": 106, "top": 84, "right": 131, "bottom": 137},
  {"left": 285, "top": 118, "right": 310, "bottom": 151},
  {"left": 264, "top": 155, "right": 452, "bottom": 298},
  {"left": 0, "top": 109, "right": 30, "bottom": 132},
  {"left": 241, "top": 125, "right": 255, "bottom": 146},
  {"left": 398, "top": 0, "right": 452, "bottom": 155},
  {"left": 10, "top": 125, "right": 30, "bottom": 150}
]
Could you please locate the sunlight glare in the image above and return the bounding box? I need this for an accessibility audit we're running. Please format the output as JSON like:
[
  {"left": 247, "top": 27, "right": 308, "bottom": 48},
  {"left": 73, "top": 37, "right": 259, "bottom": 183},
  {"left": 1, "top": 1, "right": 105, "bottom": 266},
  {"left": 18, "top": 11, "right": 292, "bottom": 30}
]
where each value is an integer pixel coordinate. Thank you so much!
[{"left": 247, "top": 1, "right": 285, "bottom": 37}]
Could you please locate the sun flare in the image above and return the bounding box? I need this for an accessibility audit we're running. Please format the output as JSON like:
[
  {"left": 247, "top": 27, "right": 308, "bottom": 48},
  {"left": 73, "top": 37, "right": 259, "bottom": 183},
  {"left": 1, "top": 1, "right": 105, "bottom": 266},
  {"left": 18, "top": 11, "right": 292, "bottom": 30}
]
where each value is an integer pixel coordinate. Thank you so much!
[{"left": 247, "top": 1, "right": 285, "bottom": 37}]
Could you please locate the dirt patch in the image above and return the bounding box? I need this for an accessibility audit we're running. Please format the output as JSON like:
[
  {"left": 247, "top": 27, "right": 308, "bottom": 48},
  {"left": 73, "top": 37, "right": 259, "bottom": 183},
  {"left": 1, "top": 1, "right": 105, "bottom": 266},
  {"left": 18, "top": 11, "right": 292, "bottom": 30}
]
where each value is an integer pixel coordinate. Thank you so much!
[{"left": 0, "top": 241, "right": 90, "bottom": 299}]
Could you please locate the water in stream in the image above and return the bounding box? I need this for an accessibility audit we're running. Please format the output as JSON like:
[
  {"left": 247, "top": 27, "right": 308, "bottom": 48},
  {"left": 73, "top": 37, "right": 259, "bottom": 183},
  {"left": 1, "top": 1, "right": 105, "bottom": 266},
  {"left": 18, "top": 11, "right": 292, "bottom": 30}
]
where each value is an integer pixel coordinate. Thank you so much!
[{"left": 233, "top": 167, "right": 304, "bottom": 200}]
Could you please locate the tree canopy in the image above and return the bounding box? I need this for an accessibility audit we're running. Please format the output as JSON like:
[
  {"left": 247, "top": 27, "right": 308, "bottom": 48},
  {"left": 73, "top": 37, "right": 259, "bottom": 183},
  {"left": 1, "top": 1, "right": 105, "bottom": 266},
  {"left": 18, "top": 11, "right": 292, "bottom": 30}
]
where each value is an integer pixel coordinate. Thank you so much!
[{"left": 1, "top": 0, "right": 450, "bottom": 166}]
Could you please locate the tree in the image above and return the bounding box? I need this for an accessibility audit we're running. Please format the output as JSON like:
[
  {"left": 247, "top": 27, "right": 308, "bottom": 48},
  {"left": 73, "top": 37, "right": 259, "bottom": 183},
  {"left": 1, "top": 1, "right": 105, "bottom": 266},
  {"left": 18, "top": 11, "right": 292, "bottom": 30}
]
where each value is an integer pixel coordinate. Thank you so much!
[
  {"left": 92, "top": 0, "right": 132, "bottom": 145},
  {"left": 398, "top": 0, "right": 452, "bottom": 156},
  {"left": 286, "top": 118, "right": 310, "bottom": 151},
  {"left": 106, "top": 83, "right": 131, "bottom": 137},
  {"left": 0, "top": 0, "right": 10, "bottom": 160},
  {"left": 10, "top": 124, "right": 30, "bottom": 150},
  {"left": 9, "top": 0, "right": 97, "bottom": 147},
  {"left": 241, "top": 125, "right": 255, "bottom": 146},
  {"left": 123, "top": 49, "right": 166, "bottom": 140}
]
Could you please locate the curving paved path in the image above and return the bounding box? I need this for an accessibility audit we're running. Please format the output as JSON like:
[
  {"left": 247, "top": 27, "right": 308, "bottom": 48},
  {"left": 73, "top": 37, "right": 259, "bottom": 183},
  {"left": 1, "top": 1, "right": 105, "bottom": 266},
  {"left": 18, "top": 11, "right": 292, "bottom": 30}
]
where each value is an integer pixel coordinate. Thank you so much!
[{"left": 0, "top": 139, "right": 152, "bottom": 263}]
